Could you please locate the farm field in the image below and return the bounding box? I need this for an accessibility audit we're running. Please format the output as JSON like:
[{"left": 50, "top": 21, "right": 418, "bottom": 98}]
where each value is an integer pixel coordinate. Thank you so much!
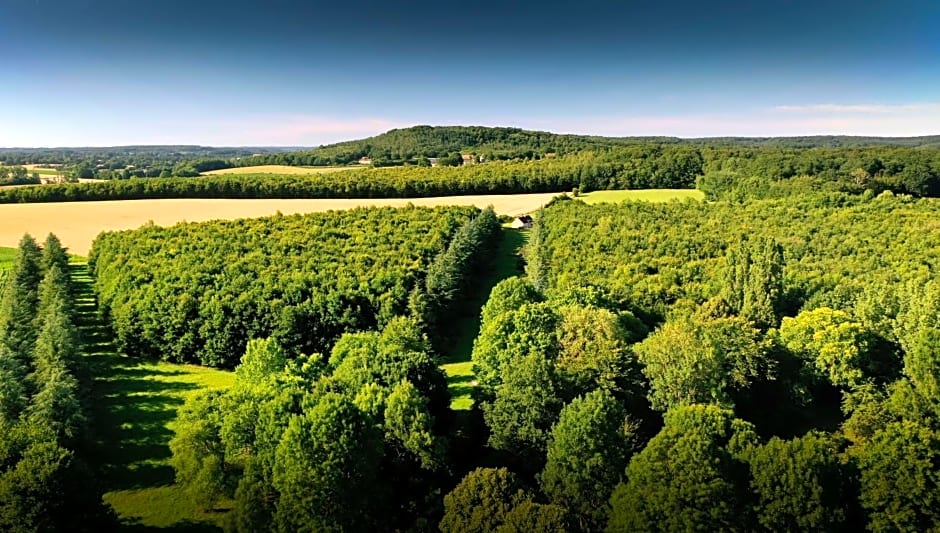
[
  {"left": 0, "top": 192, "right": 560, "bottom": 254},
  {"left": 579, "top": 188, "right": 704, "bottom": 203},
  {"left": 201, "top": 164, "right": 356, "bottom": 175}
]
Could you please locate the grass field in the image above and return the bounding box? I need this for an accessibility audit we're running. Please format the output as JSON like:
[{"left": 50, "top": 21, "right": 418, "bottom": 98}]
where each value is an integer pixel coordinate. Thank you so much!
[
  {"left": 440, "top": 227, "right": 529, "bottom": 410},
  {"left": 0, "top": 193, "right": 560, "bottom": 255},
  {"left": 0, "top": 246, "right": 15, "bottom": 269},
  {"left": 73, "top": 264, "right": 234, "bottom": 530},
  {"left": 201, "top": 164, "right": 356, "bottom": 176},
  {"left": 579, "top": 188, "right": 704, "bottom": 204}
]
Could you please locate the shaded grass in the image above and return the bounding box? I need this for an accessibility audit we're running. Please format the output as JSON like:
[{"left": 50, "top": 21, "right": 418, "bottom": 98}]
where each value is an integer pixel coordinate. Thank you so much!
[
  {"left": 579, "top": 188, "right": 705, "bottom": 204},
  {"left": 72, "top": 263, "right": 233, "bottom": 530},
  {"left": 440, "top": 228, "right": 529, "bottom": 410}
]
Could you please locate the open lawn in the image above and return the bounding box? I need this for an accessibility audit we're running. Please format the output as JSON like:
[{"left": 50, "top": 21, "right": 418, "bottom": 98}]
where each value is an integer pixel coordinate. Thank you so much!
[
  {"left": 579, "top": 188, "right": 704, "bottom": 204},
  {"left": 0, "top": 193, "right": 559, "bottom": 255},
  {"left": 73, "top": 264, "right": 234, "bottom": 530},
  {"left": 201, "top": 164, "right": 356, "bottom": 175}
]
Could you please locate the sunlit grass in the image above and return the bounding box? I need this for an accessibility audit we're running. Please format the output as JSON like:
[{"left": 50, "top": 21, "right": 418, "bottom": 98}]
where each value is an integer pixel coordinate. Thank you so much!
[{"left": 579, "top": 188, "right": 704, "bottom": 204}]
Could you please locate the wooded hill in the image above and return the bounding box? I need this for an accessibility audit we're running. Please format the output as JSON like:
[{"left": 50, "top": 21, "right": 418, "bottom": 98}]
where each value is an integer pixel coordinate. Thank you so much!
[{"left": 237, "top": 125, "right": 940, "bottom": 168}]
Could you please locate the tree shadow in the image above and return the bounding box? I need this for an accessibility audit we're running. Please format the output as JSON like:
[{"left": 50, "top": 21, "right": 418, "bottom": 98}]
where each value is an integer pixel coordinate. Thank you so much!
[{"left": 71, "top": 265, "right": 201, "bottom": 491}]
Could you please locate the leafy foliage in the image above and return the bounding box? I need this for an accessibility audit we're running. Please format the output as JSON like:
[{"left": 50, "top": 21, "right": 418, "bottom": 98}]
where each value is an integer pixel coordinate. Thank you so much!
[{"left": 90, "top": 206, "right": 478, "bottom": 367}]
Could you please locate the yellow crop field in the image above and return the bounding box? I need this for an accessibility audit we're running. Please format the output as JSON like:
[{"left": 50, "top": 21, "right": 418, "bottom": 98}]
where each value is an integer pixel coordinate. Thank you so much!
[
  {"left": 0, "top": 193, "right": 560, "bottom": 255},
  {"left": 201, "top": 164, "right": 357, "bottom": 175}
]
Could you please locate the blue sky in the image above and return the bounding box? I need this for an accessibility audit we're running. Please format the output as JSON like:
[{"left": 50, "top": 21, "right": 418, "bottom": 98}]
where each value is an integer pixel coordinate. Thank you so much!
[{"left": 0, "top": 0, "right": 938, "bottom": 146}]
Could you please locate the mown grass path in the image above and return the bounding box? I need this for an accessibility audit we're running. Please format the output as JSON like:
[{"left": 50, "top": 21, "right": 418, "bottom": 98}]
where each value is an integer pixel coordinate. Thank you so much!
[
  {"left": 72, "top": 263, "right": 233, "bottom": 531},
  {"left": 440, "top": 228, "right": 529, "bottom": 409}
]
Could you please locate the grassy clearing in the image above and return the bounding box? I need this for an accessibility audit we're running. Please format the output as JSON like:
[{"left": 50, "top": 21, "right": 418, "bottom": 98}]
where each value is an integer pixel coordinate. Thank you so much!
[
  {"left": 201, "top": 164, "right": 356, "bottom": 176},
  {"left": 0, "top": 193, "right": 559, "bottom": 255},
  {"left": 579, "top": 188, "right": 704, "bottom": 204},
  {"left": 72, "top": 264, "right": 233, "bottom": 530},
  {"left": 440, "top": 228, "right": 529, "bottom": 410}
]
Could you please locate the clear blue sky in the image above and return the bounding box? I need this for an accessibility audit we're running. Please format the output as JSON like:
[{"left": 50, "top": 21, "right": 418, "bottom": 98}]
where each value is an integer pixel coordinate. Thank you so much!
[{"left": 1, "top": 0, "right": 938, "bottom": 146}]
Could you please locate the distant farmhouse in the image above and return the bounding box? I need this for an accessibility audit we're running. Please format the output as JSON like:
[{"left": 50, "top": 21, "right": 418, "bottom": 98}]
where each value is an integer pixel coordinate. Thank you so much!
[
  {"left": 511, "top": 215, "right": 534, "bottom": 229},
  {"left": 358, "top": 156, "right": 372, "bottom": 165},
  {"left": 427, "top": 157, "right": 440, "bottom": 167}
]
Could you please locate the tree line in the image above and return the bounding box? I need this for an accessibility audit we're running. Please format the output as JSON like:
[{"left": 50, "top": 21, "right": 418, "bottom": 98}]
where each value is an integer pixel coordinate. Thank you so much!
[
  {"left": 89, "top": 206, "right": 494, "bottom": 368},
  {"left": 0, "top": 146, "right": 705, "bottom": 203},
  {"left": 0, "top": 234, "right": 106, "bottom": 531}
]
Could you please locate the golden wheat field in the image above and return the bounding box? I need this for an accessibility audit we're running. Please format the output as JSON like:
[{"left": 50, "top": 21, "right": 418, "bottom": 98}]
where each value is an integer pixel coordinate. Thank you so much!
[
  {"left": 201, "top": 164, "right": 357, "bottom": 175},
  {"left": 0, "top": 193, "right": 560, "bottom": 255}
]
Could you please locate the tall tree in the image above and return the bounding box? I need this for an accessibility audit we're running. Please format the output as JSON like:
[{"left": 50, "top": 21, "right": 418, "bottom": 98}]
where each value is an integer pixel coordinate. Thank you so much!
[
  {"left": 607, "top": 404, "right": 758, "bottom": 532},
  {"left": 855, "top": 421, "right": 940, "bottom": 532},
  {"left": 744, "top": 432, "right": 860, "bottom": 530},
  {"left": 272, "top": 392, "right": 383, "bottom": 532},
  {"left": 540, "top": 389, "right": 634, "bottom": 531},
  {"left": 440, "top": 468, "right": 532, "bottom": 533},
  {"left": 0, "top": 235, "right": 43, "bottom": 361}
]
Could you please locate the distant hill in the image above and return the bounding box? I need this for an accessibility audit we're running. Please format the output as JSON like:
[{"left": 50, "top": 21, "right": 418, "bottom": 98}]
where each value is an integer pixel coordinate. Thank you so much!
[
  {"left": 0, "top": 145, "right": 296, "bottom": 167},
  {"left": 237, "top": 126, "right": 940, "bottom": 167},
  {"left": 688, "top": 135, "right": 940, "bottom": 148},
  {"left": 236, "top": 125, "right": 682, "bottom": 167}
]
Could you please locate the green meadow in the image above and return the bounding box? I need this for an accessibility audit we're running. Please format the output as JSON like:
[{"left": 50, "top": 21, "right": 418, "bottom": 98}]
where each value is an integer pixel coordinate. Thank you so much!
[{"left": 579, "top": 188, "right": 705, "bottom": 204}]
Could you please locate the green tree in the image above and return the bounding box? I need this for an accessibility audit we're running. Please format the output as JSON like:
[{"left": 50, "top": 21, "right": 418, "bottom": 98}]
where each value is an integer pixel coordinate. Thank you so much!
[
  {"left": 744, "top": 432, "right": 859, "bottom": 530},
  {"left": 169, "top": 389, "right": 230, "bottom": 508},
  {"left": 272, "top": 392, "right": 383, "bottom": 532},
  {"left": 721, "top": 235, "right": 784, "bottom": 329},
  {"left": 41, "top": 234, "right": 70, "bottom": 278},
  {"left": 497, "top": 501, "right": 570, "bottom": 533},
  {"left": 555, "top": 305, "right": 639, "bottom": 399},
  {"left": 540, "top": 389, "right": 633, "bottom": 531},
  {"left": 482, "top": 351, "right": 563, "bottom": 465},
  {"left": 779, "top": 307, "right": 875, "bottom": 388},
  {"left": 855, "top": 421, "right": 940, "bottom": 532},
  {"left": 635, "top": 317, "right": 772, "bottom": 411},
  {"left": 0, "top": 235, "right": 43, "bottom": 360},
  {"left": 607, "top": 404, "right": 757, "bottom": 532},
  {"left": 479, "top": 277, "right": 543, "bottom": 326},
  {"left": 440, "top": 467, "right": 532, "bottom": 533},
  {"left": 234, "top": 338, "right": 287, "bottom": 386},
  {"left": 384, "top": 380, "right": 447, "bottom": 471},
  {"left": 901, "top": 327, "right": 940, "bottom": 418}
]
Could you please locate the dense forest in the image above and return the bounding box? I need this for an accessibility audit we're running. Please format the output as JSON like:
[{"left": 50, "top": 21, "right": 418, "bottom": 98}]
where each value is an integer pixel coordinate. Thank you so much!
[
  {"left": 3, "top": 125, "right": 940, "bottom": 530},
  {"left": 0, "top": 235, "right": 106, "bottom": 530},
  {"left": 155, "top": 191, "right": 940, "bottom": 531},
  {"left": 2, "top": 132, "right": 939, "bottom": 203},
  {"left": 4, "top": 126, "right": 939, "bottom": 181},
  {"left": 89, "top": 206, "right": 496, "bottom": 368}
]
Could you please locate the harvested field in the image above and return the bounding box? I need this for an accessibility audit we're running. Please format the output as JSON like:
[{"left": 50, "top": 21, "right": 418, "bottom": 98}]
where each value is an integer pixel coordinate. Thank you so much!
[
  {"left": 202, "top": 164, "right": 355, "bottom": 175},
  {"left": 0, "top": 192, "right": 560, "bottom": 255}
]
